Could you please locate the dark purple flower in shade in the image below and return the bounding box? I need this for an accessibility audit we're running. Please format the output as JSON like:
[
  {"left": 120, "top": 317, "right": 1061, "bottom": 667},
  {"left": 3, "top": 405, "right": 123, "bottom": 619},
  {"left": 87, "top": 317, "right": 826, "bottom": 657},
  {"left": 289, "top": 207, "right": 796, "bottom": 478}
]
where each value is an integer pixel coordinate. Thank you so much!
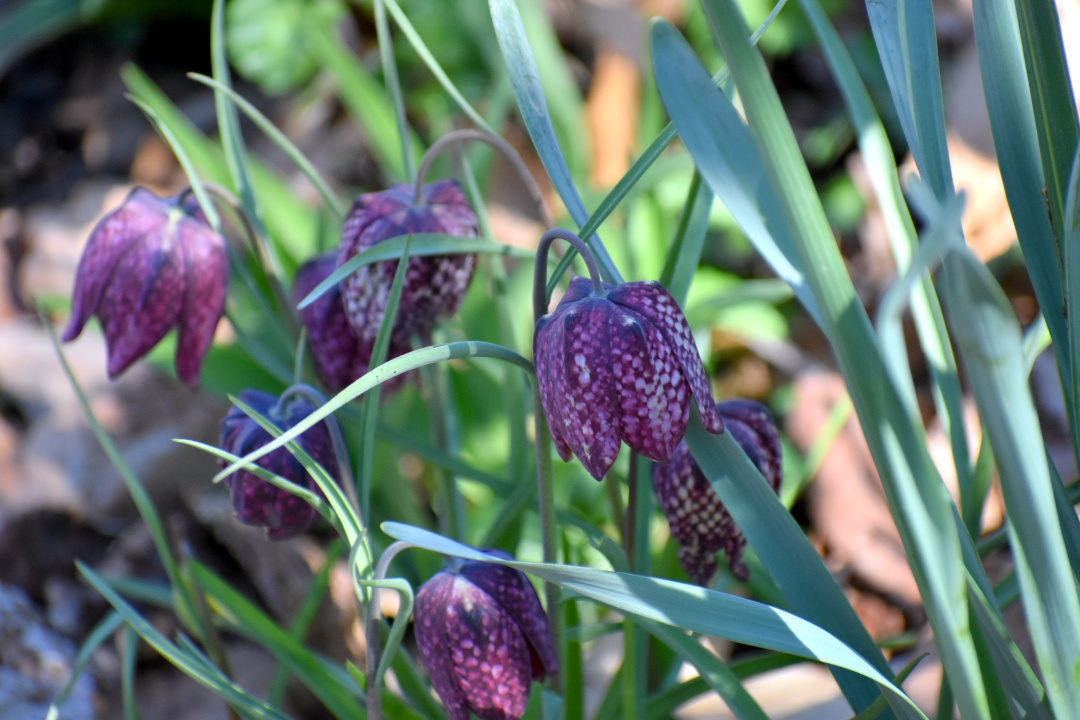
[
  {"left": 62, "top": 186, "right": 228, "bottom": 389},
  {"left": 414, "top": 552, "right": 557, "bottom": 720},
  {"left": 292, "top": 253, "right": 410, "bottom": 394},
  {"left": 337, "top": 179, "right": 477, "bottom": 343},
  {"left": 652, "top": 399, "right": 782, "bottom": 586},
  {"left": 218, "top": 389, "right": 339, "bottom": 540},
  {"left": 533, "top": 276, "right": 724, "bottom": 481}
]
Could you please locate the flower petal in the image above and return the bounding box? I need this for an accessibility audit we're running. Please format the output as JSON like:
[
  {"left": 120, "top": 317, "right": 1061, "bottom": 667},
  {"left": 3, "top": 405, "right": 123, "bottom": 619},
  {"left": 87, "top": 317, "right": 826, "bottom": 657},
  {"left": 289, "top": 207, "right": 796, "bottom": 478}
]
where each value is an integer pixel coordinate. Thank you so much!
[
  {"left": 534, "top": 315, "right": 574, "bottom": 463},
  {"left": 175, "top": 216, "right": 228, "bottom": 388},
  {"left": 719, "top": 399, "right": 782, "bottom": 491},
  {"left": 459, "top": 561, "right": 557, "bottom": 679},
  {"left": 415, "top": 573, "right": 472, "bottom": 720},
  {"left": 445, "top": 576, "right": 533, "bottom": 720},
  {"left": 559, "top": 299, "right": 622, "bottom": 480},
  {"left": 62, "top": 187, "right": 167, "bottom": 342},
  {"left": 97, "top": 226, "right": 185, "bottom": 379},
  {"left": 610, "top": 307, "right": 688, "bottom": 464},
  {"left": 608, "top": 281, "right": 723, "bottom": 434}
]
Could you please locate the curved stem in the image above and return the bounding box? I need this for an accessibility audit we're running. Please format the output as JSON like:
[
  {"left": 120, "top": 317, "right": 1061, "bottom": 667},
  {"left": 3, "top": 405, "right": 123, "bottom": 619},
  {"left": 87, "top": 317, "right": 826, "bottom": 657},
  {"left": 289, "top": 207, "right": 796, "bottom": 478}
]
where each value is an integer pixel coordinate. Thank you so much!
[
  {"left": 533, "top": 228, "right": 605, "bottom": 318},
  {"left": 276, "top": 384, "right": 361, "bottom": 520},
  {"left": 413, "top": 129, "right": 553, "bottom": 228},
  {"left": 364, "top": 540, "right": 415, "bottom": 720}
]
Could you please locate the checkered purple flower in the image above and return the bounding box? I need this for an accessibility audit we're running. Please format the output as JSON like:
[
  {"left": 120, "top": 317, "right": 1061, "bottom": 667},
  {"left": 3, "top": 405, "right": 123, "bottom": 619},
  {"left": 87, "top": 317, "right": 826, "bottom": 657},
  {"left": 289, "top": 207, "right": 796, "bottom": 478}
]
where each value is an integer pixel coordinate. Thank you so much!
[
  {"left": 414, "top": 552, "right": 557, "bottom": 720},
  {"left": 338, "top": 179, "right": 477, "bottom": 344},
  {"left": 62, "top": 187, "right": 228, "bottom": 388},
  {"left": 652, "top": 399, "right": 782, "bottom": 585},
  {"left": 533, "top": 276, "right": 724, "bottom": 480},
  {"left": 218, "top": 389, "right": 339, "bottom": 540},
  {"left": 292, "top": 252, "right": 410, "bottom": 394}
]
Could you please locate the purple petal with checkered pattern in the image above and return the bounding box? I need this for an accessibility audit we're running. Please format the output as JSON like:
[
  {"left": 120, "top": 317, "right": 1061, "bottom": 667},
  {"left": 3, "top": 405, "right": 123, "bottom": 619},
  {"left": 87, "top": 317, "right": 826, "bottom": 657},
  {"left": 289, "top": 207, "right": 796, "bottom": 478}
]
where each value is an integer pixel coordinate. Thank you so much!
[
  {"left": 533, "top": 276, "right": 723, "bottom": 480},
  {"left": 652, "top": 399, "right": 781, "bottom": 585},
  {"left": 292, "top": 253, "right": 409, "bottom": 394},
  {"left": 608, "top": 281, "right": 724, "bottom": 434},
  {"left": 415, "top": 555, "right": 556, "bottom": 720},
  {"left": 62, "top": 187, "right": 228, "bottom": 389},
  {"left": 337, "top": 179, "right": 477, "bottom": 343},
  {"left": 219, "top": 389, "right": 339, "bottom": 540}
]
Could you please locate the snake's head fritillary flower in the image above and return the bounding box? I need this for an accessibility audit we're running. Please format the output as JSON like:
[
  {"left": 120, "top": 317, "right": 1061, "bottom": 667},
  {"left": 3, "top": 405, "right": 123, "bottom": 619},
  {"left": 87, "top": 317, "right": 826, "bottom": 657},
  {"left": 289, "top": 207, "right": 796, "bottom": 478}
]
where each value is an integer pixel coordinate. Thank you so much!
[
  {"left": 292, "top": 253, "right": 410, "bottom": 394},
  {"left": 414, "top": 552, "right": 557, "bottom": 720},
  {"left": 337, "top": 179, "right": 477, "bottom": 344},
  {"left": 218, "top": 389, "right": 339, "bottom": 540},
  {"left": 652, "top": 399, "right": 782, "bottom": 585},
  {"left": 62, "top": 187, "right": 228, "bottom": 389},
  {"left": 533, "top": 275, "right": 724, "bottom": 481}
]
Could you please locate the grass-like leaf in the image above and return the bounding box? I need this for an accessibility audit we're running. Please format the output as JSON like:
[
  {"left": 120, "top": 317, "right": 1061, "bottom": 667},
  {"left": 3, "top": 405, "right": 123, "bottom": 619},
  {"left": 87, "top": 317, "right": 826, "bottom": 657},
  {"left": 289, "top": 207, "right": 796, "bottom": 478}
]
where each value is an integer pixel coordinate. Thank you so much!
[
  {"left": 488, "top": 0, "right": 622, "bottom": 284},
  {"left": 213, "top": 341, "right": 534, "bottom": 483},
  {"left": 937, "top": 238, "right": 1080, "bottom": 716},
  {"left": 296, "top": 234, "right": 534, "bottom": 309},
  {"left": 189, "top": 561, "right": 365, "bottom": 720},
  {"left": 78, "top": 563, "right": 295, "bottom": 720},
  {"left": 381, "top": 522, "right": 929, "bottom": 719},
  {"left": 188, "top": 73, "right": 346, "bottom": 220},
  {"left": 651, "top": 21, "right": 822, "bottom": 328}
]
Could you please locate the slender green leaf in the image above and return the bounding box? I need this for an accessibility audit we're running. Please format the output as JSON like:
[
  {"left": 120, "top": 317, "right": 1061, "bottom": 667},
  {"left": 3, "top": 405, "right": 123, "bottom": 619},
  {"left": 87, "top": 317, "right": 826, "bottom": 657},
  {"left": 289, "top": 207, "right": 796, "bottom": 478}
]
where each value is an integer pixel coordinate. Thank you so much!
[
  {"left": 213, "top": 341, "right": 534, "bottom": 482},
  {"left": 190, "top": 561, "right": 364, "bottom": 720},
  {"left": 188, "top": 74, "right": 346, "bottom": 220},
  {"left": 381, "top": 522, "right": 928, "bottom": 719},
  {"left": 488, "top": 0, "right": 622, "bottom": 284},
  {"left": 1012, "top": 0, "right": 1080, "bottom": 245},
  {"left": 651, "top": 21, "right": 822, "bottom": 327},
  {"left": 77, "top": 563, "right": 295, "bottom": 720},
  {"left": 938, "top": 239, "right": 1080, "bottom": 717},
  {"left": 297, "top": 234, "right": 535, "bottom": 309},
  {"left": 972, "top": 0, "right": 1069, "bottom": 396}
]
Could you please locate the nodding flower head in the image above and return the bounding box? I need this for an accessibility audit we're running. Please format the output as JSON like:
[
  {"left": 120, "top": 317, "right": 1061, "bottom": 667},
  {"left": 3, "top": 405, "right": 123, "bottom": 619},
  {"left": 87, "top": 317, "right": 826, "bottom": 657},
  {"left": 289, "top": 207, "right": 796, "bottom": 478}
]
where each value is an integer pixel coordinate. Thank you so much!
[
  {"left": 337, "top": 179, "right": 477, "bottom": 344},
  {"left": 533, "top": 276, "right": 724, "bottom": 480},
  {"left": 218, "top": 389, "right": 339, "bottom": 540},
  {"left": 62, "top": 187, "right": 228, "bottom": 388},
  {"left": 414, "top": 552, "right": 557, "bottom": 720},
  {"left": 292, "top": 252, "right": 410, "bottom": 394},
  {"left": 652, "top": 399, "right": 782, "bottom": 585}
]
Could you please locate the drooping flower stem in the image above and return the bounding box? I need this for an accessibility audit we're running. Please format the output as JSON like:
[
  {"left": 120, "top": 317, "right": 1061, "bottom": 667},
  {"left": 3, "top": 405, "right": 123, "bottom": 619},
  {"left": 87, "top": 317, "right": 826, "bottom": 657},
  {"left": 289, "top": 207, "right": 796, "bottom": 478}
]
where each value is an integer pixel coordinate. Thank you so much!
[
  {"left": 533, "top": 228, "right": 606, "bottom": 319},
  {"left": 413, "top": 129, "right": 553, "bottom": 230},
  {"left": 364, "top": 540, "right": 415, "bottom": 720}
]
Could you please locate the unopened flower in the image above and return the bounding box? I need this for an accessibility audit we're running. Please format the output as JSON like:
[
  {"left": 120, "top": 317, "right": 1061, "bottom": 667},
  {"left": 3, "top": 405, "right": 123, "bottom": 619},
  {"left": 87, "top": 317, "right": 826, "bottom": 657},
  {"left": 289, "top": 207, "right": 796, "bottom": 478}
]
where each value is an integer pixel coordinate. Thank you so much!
[
  {"left": 62, "top": 187, "right": 228, "bottom": 388},
  {"left": 337, "top": 179, "right": 477, "bottom": 343},
  {"left": 218, "top": 389, "right": 338, "bottom": 540},
  {"left": 533, "top": 276, "right": 724, "bottom": 480},
  {"left": 652, "top": 399, "right": 782, "bottom": 585},
  {"left": 414, "top": 552, "right": 557, "bottom": 720},
  {"left": 292, "top": 252, "right": 409, "bottom": 394}
]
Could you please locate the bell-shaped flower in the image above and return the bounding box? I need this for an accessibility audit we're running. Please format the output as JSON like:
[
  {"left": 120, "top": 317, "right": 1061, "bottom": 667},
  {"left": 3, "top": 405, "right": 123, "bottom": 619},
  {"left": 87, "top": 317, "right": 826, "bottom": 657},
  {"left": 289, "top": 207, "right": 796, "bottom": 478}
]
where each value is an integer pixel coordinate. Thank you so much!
[
  {"left": 62, "top": 187, "right": 228, "bottom": 388},
  {"left": 292, "top": 253, "right": 410, "bottom": 394},
  {"left": 534, "top": 275, "right": 724, "bottom": 480},
  {"left": 218, "top": 389, "right": 339, "bottom": 540},
  {"left": 337, "top": 179, "right": 477, "bottom": 343},
  {"left": 414, "top": 552, "right": 557, "bottom": 720},
  {"left": 651, "top": 399, "right": 782, "bottom": 585}
]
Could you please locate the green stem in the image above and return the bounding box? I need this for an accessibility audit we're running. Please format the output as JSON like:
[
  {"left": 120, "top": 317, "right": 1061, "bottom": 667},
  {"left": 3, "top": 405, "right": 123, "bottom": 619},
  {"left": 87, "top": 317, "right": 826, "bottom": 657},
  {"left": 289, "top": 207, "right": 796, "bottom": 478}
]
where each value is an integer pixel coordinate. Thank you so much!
[
  {"left": 533, "top": 228, "right": 606, "bottom": 319},
  {"left": 374, "top": 0, "right": 414, "bottom": 183}
]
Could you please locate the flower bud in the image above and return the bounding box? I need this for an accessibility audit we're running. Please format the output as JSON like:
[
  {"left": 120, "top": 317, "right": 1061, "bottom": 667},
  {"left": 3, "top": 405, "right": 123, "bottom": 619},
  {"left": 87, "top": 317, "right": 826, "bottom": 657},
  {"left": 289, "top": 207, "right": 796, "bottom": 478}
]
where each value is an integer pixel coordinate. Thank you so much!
[
  {"left": 292, "top": 253, "right": 409, "bottom": 394},
  {"left": 652, "top": 399, "right": 782, "bottom": 585},
  {"left": 533, "top": 276, "right": 724, "bottom": 480},
  {"left": 62, "top": 187, "right": 229, "bottom": 388},
  {"left": 218, "top": 389, "right": 339, "bottom": 540},
  {"left": 337, "top": 179, "right": 477, "bottom": 343},
  {"left": 414, "top": 552, "right": 557, "bottom": 720}
]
